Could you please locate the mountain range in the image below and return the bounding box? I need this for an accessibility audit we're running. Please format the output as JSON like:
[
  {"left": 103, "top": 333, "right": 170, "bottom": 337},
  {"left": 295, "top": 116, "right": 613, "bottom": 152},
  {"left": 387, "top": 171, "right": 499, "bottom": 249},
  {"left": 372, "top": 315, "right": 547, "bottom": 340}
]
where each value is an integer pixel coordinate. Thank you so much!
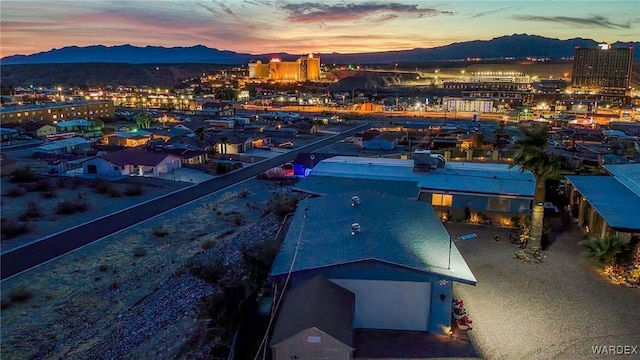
[{"left": 3, "top": 34, "right": 639, "bottom": 65}]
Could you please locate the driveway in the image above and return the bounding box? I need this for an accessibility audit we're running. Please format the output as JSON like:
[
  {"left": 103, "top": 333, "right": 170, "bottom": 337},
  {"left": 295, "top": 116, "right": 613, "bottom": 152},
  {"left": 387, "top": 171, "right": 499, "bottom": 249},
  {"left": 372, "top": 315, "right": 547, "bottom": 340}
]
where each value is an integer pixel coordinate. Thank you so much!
[{"left": 445, "top": 223, "right": 640, "bottom": 360}]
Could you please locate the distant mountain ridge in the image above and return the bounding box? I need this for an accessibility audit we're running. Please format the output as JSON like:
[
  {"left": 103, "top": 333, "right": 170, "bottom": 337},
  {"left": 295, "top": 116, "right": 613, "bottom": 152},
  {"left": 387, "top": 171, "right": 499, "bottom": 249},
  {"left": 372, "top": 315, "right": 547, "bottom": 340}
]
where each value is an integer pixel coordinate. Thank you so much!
[{"left": 2, "top": 34, "right": 638, "bottom": 65}]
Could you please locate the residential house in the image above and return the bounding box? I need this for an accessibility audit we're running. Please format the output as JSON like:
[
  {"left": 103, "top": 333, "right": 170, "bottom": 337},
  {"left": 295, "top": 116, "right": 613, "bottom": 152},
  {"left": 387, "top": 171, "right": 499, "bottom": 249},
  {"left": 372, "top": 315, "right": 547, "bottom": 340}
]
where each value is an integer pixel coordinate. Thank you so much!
[
  {"left": 33, "top": 137, "right": 90, "bottom": 156},
  {"left": 262, "top": 126, "right": 298, "bottom": 138},
  {"left": 54, "top": 119, "right": 93, "bottom": 133},
  {"left": 270, "top": 193, "right": 477, "bottom": 335},
  {"left": 106, "top": 131, "right": 153, "bottom": 147},
  {"left": 201, "top": 102, "right": 235, "bottom": 116},
  {"left": 270, "top": 277, "right": 355, "bottom": 360},
  {"left": 0, "top": 128, "right": 18, "bottom": 141},
  {"left": 5, "top": 122, "right": 57, "bottom": 138},
  {"left": 81, "top": 149, "right": 181, "bottom": 177},
  {"left": 294, "top": 154, "right": 535, "bottom": 225},
  {"left": 292, "top": 152, "right": 336, "bottom": 177},
  {"left": 250, "top": 134, "right": 272, "bottom": 149},
  {"left": 353, "top": 130, "right": 380, "bottom": 147},
  {"left": 566, "top": 163, "right": 640, "bottom": 241},
  {"left": 288, "top": 122, "right": 318, "bottom": 135},
  {"left": 213, "top": 133, "right": 253, "bottom": 154}
]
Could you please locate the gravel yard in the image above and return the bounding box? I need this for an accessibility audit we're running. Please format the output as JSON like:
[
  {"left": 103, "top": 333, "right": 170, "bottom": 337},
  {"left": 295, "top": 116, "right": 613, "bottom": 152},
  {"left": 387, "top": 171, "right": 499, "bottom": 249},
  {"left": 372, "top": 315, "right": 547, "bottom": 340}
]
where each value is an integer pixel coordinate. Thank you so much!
[
  {"left": 0, "top": 177, "right": 291, "bottom": 359},
  {"left": 446, "top": 223, "right": 640, "bottom": 360}
]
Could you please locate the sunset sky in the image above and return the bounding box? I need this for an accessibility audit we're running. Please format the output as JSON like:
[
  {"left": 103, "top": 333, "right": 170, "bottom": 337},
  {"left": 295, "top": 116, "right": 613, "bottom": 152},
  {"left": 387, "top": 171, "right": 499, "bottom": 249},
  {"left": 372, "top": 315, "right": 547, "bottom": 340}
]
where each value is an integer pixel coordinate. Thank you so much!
[{"left": 1, "top": 0, "right": 638, "bottom": 58}]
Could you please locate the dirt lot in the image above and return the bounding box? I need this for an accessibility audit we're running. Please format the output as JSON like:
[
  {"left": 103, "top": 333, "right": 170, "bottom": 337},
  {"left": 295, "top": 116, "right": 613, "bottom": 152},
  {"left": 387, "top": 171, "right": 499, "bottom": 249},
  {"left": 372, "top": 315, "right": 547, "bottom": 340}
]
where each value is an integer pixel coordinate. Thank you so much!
[
  {"left": 0, "top": 177, "right": 289, "bottom": 359},
  {"left": 1, "top": 174, "right": 190, "bottom": 252}
]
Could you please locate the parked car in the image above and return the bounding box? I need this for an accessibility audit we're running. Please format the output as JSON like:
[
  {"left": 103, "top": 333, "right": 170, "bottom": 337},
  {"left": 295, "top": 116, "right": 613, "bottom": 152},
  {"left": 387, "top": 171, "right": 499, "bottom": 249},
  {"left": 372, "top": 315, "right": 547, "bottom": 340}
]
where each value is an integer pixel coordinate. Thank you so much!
[{"left": 278, "top": 141, "right": 295, "bottom": 149}]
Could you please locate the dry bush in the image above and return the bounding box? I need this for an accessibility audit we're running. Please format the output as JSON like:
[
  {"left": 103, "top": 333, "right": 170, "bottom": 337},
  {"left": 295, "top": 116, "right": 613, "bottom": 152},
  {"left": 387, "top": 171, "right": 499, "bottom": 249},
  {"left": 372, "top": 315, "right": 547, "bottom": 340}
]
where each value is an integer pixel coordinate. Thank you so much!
[
  {"left": 9, "top": 166, "right": 39, "bottom": 183},
  {"left": 133, "top": 246, "right": 147, "bottom": 257},
  {"left": 19, "top": 201, "right": 42, "bottom": 221},
  {"left": 123, "top": 184, "right": 143, "bottom": 196},
  {"left": 56, "top": 177, "right": 67, "bottom": 188},
  {"left": 56, "top": 200, "right": 89, "bottom": 215},
  {"left": 201, "top": 240, "right": 215, "bottom": 250},
  {"left": 238, "top": 189, "right": 249, "bottom": 198},
  {"left": 6, "top": 187, "right": 26, "bottom": 197},
  {"left": 151, "top": 227, "right": 169, "bottom": 237},
  {"left": 215, "top": 229, "right": 235, "bottom": 239},
  {"left": 267, "top": 193, "right": 299, "bottom": 219},
  {"left": 40, "top": 188, "right": 57, "bottom": 199},
  {"left": 1, "top": 218, "right": 31, "bottom": 240},
  {"left": 8, "top": 286, "right": 31, "bottom": 303}
]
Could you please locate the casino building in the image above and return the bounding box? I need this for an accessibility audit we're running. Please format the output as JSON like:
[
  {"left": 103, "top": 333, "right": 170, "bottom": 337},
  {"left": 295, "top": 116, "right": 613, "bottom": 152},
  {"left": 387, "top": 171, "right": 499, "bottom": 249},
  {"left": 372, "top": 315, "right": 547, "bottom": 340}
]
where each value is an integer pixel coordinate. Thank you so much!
[
  {"left": 571, "top": 43, "right": 634, "bottom": 97},
  {"left": 249, "top": 54, "right": 320, "bottom": 82}
]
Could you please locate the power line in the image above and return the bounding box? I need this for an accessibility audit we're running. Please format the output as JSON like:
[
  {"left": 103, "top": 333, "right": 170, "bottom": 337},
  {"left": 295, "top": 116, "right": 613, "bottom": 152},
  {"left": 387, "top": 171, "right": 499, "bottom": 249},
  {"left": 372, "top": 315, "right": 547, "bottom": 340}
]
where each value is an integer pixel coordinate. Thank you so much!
[{"left": 253, "top": 210, "right": 307, "bottom": 360}]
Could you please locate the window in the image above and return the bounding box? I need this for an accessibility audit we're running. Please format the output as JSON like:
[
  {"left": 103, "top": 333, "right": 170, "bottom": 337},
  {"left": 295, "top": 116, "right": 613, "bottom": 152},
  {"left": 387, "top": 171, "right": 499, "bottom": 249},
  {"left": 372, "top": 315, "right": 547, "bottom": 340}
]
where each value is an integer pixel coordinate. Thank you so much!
[
  {"left": 432, "top": 193, "right": 453, "bottom": 207},
  {"left": 113, "top": 166, "right": 120, "bottom": 171},
  {"left": 488, "top": 198, "right": 511, "bottom": 212}
]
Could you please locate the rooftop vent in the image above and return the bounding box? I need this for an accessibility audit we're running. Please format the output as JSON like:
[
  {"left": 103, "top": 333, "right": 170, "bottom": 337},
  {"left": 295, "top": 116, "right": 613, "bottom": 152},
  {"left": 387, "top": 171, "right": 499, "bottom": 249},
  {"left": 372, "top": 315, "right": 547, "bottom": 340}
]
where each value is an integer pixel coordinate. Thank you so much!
[
  {"left": 351, "top": 195, "right": 360, "bottom": 206},
  {"left": 351, "top": 223, "right": 361, "bottom": 235}
]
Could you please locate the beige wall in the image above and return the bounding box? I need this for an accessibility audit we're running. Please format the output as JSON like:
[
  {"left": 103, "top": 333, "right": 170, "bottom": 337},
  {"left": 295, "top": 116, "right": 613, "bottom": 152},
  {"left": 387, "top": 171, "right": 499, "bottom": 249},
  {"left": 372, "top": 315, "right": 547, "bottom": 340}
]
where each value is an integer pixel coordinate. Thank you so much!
[{"left": 271, "top": 327, "right": 352, "bottom": 360}]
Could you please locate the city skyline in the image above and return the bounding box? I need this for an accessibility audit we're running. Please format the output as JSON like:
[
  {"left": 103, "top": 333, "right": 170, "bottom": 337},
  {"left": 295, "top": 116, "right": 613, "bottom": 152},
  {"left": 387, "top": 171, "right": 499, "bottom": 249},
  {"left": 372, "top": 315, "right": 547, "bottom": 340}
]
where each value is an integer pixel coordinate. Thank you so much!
[{"left": 1, "top": 0, "right": 639, "bottom": 59}]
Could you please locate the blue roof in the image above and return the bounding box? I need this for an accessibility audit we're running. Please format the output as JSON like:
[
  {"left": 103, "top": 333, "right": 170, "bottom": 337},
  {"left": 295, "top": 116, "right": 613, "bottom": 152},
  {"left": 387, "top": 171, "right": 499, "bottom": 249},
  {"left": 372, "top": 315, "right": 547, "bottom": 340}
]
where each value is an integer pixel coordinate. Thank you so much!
[
  {"left": 270, "top": 193, "right": 477, "bottom": 285},
  {"left": 309, "top": 156, "right": 535, "bottom": 197},
  {"left": 566, "top": 173, "right": 640, "bottom": 232},
  {"left": 293, "top": 175, "right": 419, "bottom": 198}
]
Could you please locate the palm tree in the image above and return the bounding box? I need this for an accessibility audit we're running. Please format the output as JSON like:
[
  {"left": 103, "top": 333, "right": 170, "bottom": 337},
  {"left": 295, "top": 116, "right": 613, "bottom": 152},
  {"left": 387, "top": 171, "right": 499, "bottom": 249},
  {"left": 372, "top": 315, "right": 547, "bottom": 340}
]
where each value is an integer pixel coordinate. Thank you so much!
[
  {"left": 509, "top": 124, "right": 560, "bottom": 251},
  {"left": 579, "top": 236, "right": 623, "bottom": 266},
  {"left": 194, "top": 127, "right": 206, "bottom": 142},
  {"left": 220, "top": 136, "right": 228, "bottom": 155}
]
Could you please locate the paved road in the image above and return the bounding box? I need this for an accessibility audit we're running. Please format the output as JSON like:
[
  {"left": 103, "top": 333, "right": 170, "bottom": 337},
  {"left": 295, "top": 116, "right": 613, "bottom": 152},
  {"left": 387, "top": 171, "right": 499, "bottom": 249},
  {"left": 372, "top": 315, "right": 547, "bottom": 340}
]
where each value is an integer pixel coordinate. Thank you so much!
[{"left": 0, "top": 124, "right": 368, "bottom": 280}]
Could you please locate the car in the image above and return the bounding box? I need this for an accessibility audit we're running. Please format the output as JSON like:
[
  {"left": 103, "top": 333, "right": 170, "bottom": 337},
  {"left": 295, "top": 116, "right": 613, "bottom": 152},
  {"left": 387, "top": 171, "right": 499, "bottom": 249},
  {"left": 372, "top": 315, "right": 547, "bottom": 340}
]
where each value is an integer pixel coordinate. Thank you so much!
[
  {"left": 278, "top": 141, "right": 295, "bottom": 149},
  {"left": 15, "top": 135, "right": 33, "bottom": 140}
]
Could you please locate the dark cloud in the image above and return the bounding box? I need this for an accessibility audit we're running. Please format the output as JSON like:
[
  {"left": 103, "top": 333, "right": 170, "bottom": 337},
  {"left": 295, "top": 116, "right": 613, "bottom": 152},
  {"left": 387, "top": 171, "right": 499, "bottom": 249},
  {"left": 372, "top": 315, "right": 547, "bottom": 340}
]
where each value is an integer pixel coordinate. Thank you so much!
[
  {"left": 513, "top": 15, "right": 631, "bottom": 29},
  {"left": 281, "top": 2, "right": 453, "bottom": 23}
]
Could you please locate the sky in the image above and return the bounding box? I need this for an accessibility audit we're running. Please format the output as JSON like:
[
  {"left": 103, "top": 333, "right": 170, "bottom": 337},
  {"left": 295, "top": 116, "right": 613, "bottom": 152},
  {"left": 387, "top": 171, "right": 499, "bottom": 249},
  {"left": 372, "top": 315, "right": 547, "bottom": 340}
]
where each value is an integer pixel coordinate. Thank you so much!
[{"left": 1, "top": 0, "right": 639, "bottom": 58}]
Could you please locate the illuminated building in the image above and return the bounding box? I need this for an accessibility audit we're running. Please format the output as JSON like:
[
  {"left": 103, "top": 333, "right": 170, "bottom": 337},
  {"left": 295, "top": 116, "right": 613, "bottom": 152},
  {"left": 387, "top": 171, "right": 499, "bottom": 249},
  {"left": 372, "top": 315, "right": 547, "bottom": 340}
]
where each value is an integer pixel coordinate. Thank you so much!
[
  {"left": 571, "top": 44, "right": 634, "bottom": 96},
  {"left": 248, "top": 54, "right": 321, "bottom": 82},
  {"left": 248, "top": 60, "right": 270, "bottom": 79},
  {"left": 0, "top": 100, "right": 114, "bottom": 125}
]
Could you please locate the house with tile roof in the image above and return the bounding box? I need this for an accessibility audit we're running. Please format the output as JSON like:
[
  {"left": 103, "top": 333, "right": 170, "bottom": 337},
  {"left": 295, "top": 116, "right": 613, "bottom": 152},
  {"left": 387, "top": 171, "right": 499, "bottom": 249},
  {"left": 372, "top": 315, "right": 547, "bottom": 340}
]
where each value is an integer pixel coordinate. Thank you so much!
[{"left": 270, "top": 192, "right": 476, "bottom": 335}]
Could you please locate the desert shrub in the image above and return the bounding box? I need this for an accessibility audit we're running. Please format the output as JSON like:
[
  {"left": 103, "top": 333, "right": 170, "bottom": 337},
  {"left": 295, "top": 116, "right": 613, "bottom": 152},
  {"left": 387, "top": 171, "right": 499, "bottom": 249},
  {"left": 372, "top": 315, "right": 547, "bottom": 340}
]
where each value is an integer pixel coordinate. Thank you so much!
[
  {"left": 123, "top": 184, "right": 143, "bottom": 196},
  {"left": 56, "top": 200, "right": 89, "bottom": 214},
  {"left": 98, "top": 264, "right": 109, "bottom": 272},
  {"left": 34, "top": 179, "right": 53, "bottom": 192},
  {"left": 56, "top": 177, "right": 67, "bottom": 188},
  {"left": 6, "top": 187, "right": 26, "bottom": 197},
  {"left": 216, "top": 210, "right": 222, "bottom": 216},
  {"left": 215, "top": 229, "right": 235, "bottom": 239},
  {"left": 133, "top": 246, "right": 147, "bottom": 257},
  {"left": 108, "top": 281, "right": 119, "bottom": 290},
  {"left": 19, "top": 201, "right": 42, "bottom": 221},
  {"left": 40, "top": 188, "right": 57, "bottom": 199},
  {"left": 109, "top": 187, "right": 122, "bottom": 197},
  {"left": 9, "top": 166, "right": 39, "bottom": 183},
  {"left": 232, "top": 214, "right": 245, "bottom": 226},
  {"left": 238, "top": 189, "right": 249, "bottom": 198},
  {"left": 202, "top": 240, "right": 215, "bottom": 250},
  {"left": 1, "top": 218, "right": 31, "bottom": 240},
  {"left": 8, "top": 286, "right": 31, "bottom": 303},
  {"left": 93, "top": 180, "right": 113, "bottom": 194},
  {"left": 1, "top": 299, "right": 11, "bottom": 310},
  {"left": 151, "top": 227, "right": 169, "bottom": 237},
  {"left": 71, "top": 177, "right": 82, "bottom": 189},
  {"left": 267, "top": 193, "right": 299, "bottom": 220}
]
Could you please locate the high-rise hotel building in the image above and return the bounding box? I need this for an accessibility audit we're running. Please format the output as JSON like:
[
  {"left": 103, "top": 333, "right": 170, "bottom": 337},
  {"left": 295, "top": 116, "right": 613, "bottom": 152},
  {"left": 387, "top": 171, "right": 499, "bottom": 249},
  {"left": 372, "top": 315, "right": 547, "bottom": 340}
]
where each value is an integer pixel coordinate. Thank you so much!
[
  {"left": 249, "top": 54, "right": 320, "bottom": 82},
  {"left": 571, "top": 43, "right": 634, "bottom": 96}
]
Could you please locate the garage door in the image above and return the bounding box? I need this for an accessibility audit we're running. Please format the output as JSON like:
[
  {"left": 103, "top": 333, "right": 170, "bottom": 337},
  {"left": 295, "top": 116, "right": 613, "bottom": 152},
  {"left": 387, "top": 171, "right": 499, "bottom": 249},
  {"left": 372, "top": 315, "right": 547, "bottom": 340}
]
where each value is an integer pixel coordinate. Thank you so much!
[{"left": 330, "top": 279, "right": 430, "bottom": 331}]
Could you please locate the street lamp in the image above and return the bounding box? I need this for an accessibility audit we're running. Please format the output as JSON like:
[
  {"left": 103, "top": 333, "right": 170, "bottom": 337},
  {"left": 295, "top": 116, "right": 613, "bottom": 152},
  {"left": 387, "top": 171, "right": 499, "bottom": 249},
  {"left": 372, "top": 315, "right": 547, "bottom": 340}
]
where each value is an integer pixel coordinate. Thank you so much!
[{"left": 448, "top": 232, "right": 477, "bottom": 269}]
